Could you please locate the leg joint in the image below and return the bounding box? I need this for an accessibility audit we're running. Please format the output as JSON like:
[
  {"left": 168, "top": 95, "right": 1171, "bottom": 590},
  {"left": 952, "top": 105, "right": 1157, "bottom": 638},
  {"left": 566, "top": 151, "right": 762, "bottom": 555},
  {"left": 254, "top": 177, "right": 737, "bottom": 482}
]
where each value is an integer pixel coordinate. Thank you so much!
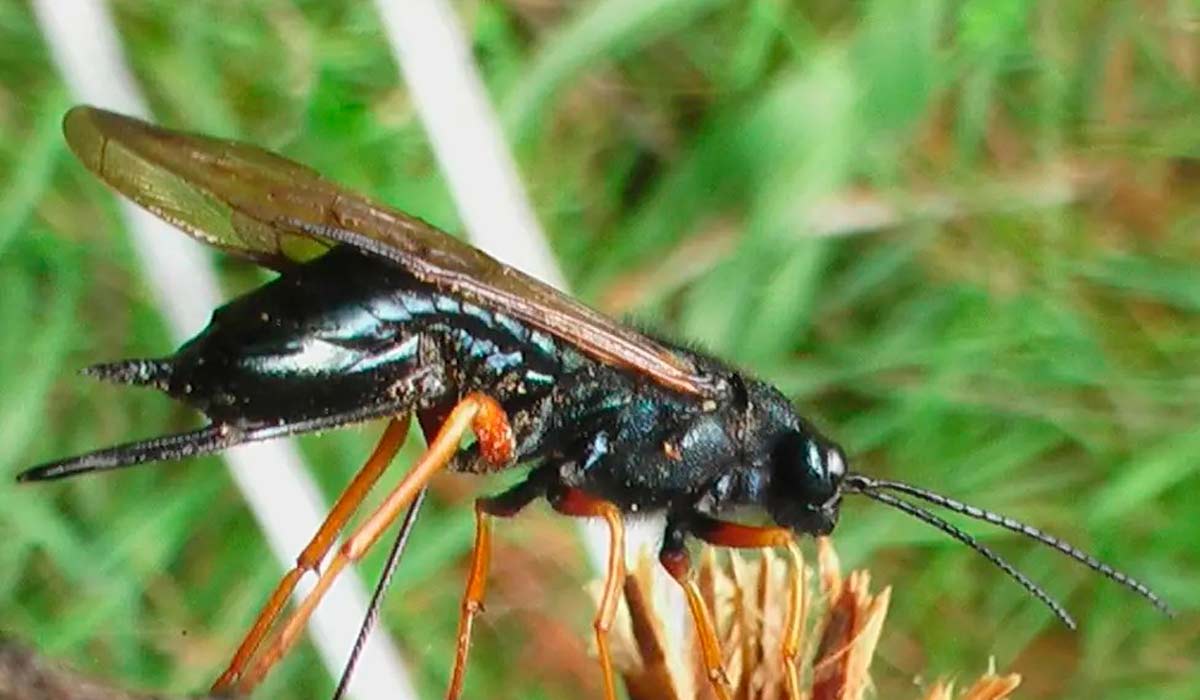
[
  {"left": 548, "top": 485, "right": 617, "bottom": 518},
  {"left": 464, "top": 392, "right": 514, "bottom": 466},
  {"left": 658, "top": 547, "right": 691, "bottom": 582}
]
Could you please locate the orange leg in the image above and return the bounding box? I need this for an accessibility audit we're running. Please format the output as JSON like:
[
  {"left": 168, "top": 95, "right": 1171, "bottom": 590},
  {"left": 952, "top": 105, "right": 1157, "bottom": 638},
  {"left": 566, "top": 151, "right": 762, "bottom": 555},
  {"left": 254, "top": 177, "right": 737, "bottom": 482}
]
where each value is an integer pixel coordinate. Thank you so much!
[
  {"left": 550, "top": 487, "right": 626, "bottom": 700},
  {"left": 211, "top": 415, "right": 412, "bottom": 692},
  {"left": 661, "top": 517, "right": 798, "bottom": 700},
  {"left": 691, "top": 518, "right": 803, "bottom": 699},
  {"left": 446, "top": 475, "right": 544, "bottom": 699},
  {"left": 236, "top": 393, "right": 514, "bottom": 693},
  {"left": 688, "top": 517, "right": 793, "bottom": 550},
  {"left": 447, "top": 502, "right": 493, "bottom": 700},
  {"left": 659, "top": 527, "right": 732, "bottom": 700},
  {"left": 781, "top": 542, "right": 806, "bottom": 700}
]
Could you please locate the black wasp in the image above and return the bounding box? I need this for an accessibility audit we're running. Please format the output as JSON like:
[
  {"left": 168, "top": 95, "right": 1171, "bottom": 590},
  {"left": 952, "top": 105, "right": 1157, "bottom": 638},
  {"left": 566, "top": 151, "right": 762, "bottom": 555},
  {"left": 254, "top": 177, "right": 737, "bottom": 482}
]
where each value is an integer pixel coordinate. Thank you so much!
[{"left": 20, "top": 107, "right": 1171, "bottom": 700}]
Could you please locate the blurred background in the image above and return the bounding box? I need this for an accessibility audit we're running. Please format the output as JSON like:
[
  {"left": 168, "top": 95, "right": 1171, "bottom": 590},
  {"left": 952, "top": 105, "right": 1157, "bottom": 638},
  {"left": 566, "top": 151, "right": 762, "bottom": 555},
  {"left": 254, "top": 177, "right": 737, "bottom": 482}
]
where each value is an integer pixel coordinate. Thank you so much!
[{"left": 1, "top": 1, "right": 1198, "bottom": 698}]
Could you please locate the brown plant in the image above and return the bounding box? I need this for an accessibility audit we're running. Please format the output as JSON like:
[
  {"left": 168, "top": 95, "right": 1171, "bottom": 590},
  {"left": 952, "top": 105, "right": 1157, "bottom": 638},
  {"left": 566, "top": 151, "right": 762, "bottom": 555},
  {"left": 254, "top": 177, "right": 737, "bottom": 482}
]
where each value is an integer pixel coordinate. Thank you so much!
[{"left": 600, "top": 538, "right": 1021, "bottom": 700}]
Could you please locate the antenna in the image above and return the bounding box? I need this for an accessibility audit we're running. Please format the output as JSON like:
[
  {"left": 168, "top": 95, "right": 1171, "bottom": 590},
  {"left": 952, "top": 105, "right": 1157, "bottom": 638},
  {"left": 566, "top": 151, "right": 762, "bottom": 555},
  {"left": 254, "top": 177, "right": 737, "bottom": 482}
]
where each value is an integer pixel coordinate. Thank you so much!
[
  {"left": 849, "top": 485, "right": 1077, "bottom": 628},
  {"left": 851, "top": 475, "right": 1171, "bottom": 616}
]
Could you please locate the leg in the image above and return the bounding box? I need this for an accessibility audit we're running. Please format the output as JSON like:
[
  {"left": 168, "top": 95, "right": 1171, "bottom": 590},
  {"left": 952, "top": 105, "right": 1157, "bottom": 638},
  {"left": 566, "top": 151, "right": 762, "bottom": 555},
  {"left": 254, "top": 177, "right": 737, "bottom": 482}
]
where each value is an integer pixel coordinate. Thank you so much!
[
  {"left": 658, "top": 520, "right": 732, "bottom": 700},
  {"left": 781, "top": 542, "right": 805, "bottom": 700},
  {"left": 687, "top": 515, "right": 804, "bottom": 700},
  {"left": 237, "top": 393, "right": 513, "bottom": 693},
  {"left": 687, "top": 515, "right": 792, "bottom": 550},
  {"left": 548, "top": 487, "right": 626, "bottom": 700},
  {"left": 446, "top": 475, "right": 546, "bottom": 700},
  {"left": 211, "top": 415, "right": 412, "bottom": 692}
]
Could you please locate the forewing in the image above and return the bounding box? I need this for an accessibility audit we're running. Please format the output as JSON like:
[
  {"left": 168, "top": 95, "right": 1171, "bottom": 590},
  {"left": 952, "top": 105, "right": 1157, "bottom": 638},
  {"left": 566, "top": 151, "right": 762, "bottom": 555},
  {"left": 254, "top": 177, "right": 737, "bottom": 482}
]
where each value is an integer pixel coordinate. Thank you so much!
[
  {"left": 63, "top": 106, "right": 716, "bottom": 397},
  {"left": 64, "top": 106, "right": 332, "bottom": 267}
]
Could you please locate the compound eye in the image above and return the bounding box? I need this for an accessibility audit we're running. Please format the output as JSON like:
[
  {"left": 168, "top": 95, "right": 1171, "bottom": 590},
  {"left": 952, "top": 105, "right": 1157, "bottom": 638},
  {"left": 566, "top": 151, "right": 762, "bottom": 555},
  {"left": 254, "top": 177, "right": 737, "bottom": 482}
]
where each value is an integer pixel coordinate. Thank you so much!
[
  {"left": 774, "top": 433, "right": 836, "bottom": 497},
  {"left": 826, "top": 447, "right": 846, "bottom": 478}
]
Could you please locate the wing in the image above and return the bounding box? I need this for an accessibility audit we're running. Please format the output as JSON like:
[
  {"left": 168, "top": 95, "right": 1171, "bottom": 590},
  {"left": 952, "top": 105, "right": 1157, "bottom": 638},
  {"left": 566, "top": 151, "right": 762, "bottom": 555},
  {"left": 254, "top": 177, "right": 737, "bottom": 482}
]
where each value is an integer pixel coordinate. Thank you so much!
[{"left": 63, "top": 106, "right": 718, "bottom": 397}]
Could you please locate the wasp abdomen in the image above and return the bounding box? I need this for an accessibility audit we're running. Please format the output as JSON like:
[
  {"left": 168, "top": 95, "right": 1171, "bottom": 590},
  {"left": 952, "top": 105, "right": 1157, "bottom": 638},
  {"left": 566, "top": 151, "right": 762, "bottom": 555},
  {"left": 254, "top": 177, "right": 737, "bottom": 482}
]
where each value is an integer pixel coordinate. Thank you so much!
[
  {"left": 150, "top": 247, "right": 573, "bottom": 433},
  {"left": 154, "top": 248, "right": 447, "bottom": 426}
]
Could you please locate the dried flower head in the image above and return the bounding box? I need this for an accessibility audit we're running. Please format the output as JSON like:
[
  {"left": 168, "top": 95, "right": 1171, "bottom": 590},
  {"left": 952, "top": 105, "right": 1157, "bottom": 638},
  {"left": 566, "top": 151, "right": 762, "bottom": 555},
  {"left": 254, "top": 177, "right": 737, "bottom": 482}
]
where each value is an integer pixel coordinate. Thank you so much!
[{"left": 599, "top": 537, "right": 1021, "bottom": 700}]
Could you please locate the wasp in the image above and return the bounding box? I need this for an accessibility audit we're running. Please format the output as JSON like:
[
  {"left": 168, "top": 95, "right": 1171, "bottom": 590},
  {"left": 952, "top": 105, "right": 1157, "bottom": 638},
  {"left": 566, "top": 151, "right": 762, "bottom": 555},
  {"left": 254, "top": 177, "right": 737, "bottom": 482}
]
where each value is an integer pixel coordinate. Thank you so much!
[{"left": 20, "top": 107, "right": 1170, "bottom": 700}]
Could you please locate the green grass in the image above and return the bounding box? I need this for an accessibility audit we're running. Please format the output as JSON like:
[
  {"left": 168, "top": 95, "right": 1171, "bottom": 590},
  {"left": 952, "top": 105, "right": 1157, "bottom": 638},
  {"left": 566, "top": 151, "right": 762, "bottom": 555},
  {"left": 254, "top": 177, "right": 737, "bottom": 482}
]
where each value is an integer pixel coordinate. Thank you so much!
[{"left": 1, "top": 1, "right": 1197, "bottom": 698}]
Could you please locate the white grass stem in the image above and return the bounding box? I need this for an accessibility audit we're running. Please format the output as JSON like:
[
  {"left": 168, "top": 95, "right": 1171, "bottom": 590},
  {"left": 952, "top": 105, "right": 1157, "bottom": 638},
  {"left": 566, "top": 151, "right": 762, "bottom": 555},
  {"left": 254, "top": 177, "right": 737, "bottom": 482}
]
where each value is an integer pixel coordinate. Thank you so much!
[{"left": 32, "top": 2, "right": 417, "bottom": 698}]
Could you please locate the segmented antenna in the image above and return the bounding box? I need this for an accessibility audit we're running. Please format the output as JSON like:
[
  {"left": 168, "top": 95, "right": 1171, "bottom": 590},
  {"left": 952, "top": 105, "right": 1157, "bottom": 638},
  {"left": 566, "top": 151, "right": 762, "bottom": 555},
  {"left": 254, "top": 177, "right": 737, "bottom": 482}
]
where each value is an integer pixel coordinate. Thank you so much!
[
  {"left": 850, "top": 485, "right": 1077, "bottom": 629},
  {"left": 856, "top": 476, "right": 1172, "bottom": 616}
]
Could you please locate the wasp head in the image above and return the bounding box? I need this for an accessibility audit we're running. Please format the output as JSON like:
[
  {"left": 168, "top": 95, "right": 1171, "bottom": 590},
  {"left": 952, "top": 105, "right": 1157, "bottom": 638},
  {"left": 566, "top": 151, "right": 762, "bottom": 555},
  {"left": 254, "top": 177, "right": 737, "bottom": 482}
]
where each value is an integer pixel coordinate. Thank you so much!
[
  {"left": 732, "top": 377, "right": 847, "bottom": 537},
  {"left": 766, "top": 431, "right": 846, "bottom": 536}
]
